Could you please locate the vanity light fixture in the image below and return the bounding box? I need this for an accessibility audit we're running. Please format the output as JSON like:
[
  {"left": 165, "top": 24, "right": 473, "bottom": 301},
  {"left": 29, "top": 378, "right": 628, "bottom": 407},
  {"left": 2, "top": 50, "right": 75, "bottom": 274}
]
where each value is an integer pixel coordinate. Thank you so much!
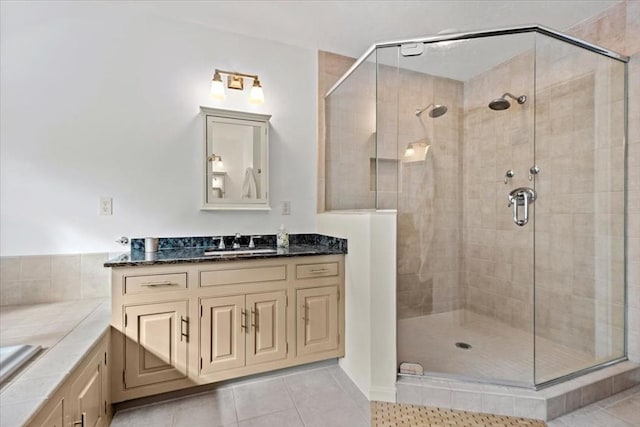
[{"left": 210, "top": 69, "right": 265, "bottom": 104}]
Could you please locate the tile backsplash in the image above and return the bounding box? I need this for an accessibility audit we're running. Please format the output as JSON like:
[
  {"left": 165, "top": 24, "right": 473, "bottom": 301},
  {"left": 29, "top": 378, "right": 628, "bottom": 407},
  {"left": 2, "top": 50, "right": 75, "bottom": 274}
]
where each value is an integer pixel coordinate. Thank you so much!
[{"left": 0, "top": 253, "right": 110, "bottom": 306}]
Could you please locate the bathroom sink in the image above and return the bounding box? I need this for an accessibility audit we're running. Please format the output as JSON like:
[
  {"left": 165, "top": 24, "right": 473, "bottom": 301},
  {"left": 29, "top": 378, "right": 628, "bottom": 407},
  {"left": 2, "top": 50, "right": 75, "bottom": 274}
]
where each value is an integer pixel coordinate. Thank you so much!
[{"left": 203, "top": 248, "right": 277, "bottom": 256}]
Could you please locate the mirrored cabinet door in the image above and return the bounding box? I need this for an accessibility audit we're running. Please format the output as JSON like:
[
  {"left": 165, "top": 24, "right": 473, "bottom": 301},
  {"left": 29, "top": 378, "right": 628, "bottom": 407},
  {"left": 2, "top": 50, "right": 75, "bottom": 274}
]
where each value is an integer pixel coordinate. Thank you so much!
[{"left": 201, "top": 107, "right": 271, "bottom": 210}]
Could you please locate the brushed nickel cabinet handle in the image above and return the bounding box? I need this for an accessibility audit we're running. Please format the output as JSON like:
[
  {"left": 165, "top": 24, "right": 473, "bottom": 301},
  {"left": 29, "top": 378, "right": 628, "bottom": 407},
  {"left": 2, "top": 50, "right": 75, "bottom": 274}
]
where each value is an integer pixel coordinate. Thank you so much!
[
  {"left": 309, "top": 268, "right": 329, "bottom": 273},
  {"left": 241, "top": 309, "right": 247, "bottom": 332},
  {"left": 140, "top": 281, "right": 177, "bottom": 287},
  {"left": 251, "top": 308, "right": 256, "bottom": 330},
  {"left": 180, "top": 316, "right": 189, "bottom": 342},
  {"left": 73, "top": 412, "right": 86, "bottom": 427}
]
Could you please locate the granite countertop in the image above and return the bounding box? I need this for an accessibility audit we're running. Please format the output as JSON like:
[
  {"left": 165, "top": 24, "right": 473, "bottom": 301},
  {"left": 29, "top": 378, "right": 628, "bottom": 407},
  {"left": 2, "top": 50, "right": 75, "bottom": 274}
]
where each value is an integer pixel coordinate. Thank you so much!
[{"left": 104, "top": 233, "right": 347, "bottom": 267}]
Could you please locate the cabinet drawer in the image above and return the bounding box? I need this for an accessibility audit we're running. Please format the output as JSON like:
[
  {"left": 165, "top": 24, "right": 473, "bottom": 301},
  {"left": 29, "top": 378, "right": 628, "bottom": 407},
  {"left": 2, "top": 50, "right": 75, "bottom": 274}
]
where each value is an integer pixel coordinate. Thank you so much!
[
  {"left": 124, "top": 273, "right": 187, "bottom": 294},
  {"left": 296, "top": 262, "right": 338, "bottom": 279},
  {"left": 200, "top": 265, "right": 286, "bottom": 287}
]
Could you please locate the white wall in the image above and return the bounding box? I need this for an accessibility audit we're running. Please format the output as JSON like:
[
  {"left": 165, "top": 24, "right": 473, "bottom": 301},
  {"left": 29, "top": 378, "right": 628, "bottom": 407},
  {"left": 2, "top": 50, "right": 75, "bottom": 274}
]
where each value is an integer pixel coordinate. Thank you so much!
[
  {"left": 0, "top": 1, "right": 317, "bottom": 256},
  {"left": 318, "top": 211, "right": 397, "bottom": 402}
]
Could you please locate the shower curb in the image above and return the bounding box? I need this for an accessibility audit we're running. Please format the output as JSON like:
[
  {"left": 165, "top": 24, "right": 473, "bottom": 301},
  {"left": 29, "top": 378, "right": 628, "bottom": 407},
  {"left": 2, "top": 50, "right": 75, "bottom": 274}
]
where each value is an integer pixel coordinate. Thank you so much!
[{"left": 396, "top": 361, "right": 640, "bottom": 421}]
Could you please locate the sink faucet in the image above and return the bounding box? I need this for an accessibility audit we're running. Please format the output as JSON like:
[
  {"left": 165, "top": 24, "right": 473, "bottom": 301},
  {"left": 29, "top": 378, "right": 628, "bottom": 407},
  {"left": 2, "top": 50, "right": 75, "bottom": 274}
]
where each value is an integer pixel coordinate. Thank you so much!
[
  {"left": 232, "top": 233, "right": 242, "bottom": 249},
  {"left": 212, "top": 236, "right": 225, "bottom": 250}
]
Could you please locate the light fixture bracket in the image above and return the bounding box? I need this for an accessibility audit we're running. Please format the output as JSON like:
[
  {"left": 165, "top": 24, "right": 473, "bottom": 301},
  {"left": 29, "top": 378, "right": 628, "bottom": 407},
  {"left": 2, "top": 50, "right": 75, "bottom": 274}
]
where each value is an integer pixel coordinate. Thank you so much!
[{"left": 227, "top": 75, "right": 244, "bottom": 90}]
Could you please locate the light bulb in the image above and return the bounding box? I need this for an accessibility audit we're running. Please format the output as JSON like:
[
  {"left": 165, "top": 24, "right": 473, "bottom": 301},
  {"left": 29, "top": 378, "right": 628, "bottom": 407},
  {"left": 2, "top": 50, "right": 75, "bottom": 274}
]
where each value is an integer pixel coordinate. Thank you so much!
[
  {"left": 249, "top": 78, "right": 264, "bottom": 104},
  {"left": 210, "top": 72, "right": 225, "bottom": 100},
  {"left": 404, "top": 146, "right": 415, "bottom": 157}
]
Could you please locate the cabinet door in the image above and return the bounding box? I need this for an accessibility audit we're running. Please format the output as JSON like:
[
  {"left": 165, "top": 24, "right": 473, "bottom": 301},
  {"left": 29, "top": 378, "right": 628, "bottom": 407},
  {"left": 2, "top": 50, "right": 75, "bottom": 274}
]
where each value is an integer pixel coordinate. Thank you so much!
[
  {"left": 69, "top": 352, "right": 104, "bottom": 427},
  {"left": 246, "top": 291, "right": 287, "bottom": 366},
  {"left": 296, "top": 286, "right": 339, "bottom": 356},
  {"left": 201, "top": 295, "right": 246, "bottom": 374},
  {"left": 38, "top": 398, "right": 63, "bottom": 427},
  {"left": 124, "top": 301, "right": 188, "bottom": 389}
]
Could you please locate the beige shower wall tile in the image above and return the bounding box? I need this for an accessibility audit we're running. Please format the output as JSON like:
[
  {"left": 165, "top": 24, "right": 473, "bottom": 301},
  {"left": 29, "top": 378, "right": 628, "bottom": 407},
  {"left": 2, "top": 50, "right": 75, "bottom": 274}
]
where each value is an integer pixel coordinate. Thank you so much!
[{"left": 625, "top": 0, "right": 640, "bottom": 54}]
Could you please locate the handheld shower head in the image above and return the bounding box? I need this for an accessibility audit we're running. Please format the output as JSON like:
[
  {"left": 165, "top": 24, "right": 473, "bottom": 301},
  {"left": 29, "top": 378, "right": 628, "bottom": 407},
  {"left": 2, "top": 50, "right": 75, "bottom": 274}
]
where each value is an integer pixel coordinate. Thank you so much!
[
  {"left": 488, "top": 93, "right": 527, "bottom": 110},
  {"left": 415, "top": 104, "right": 448, "bottom": 118}
]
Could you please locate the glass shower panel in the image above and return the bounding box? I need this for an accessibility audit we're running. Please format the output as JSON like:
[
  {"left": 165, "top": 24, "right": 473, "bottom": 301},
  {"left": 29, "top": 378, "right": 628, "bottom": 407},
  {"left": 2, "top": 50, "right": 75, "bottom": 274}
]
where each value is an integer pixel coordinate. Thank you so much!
[
  {"left": 375, "top": 46, "right": 400, "bottom": 210},
  {"left": 394, "top": 33, "right": 536, "bottom": 386},
  {"left": 534, "top": 34, "right": 626, "bottom": 385},
  {"left": 324, "top": 52, "right": 377, "bottom": 211}
]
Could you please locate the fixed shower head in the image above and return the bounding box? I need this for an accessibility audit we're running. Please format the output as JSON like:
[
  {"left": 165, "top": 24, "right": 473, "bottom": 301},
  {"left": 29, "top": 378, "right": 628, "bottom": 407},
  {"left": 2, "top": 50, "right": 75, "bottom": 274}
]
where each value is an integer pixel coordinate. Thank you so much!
[
  {"left": 415, "top": 104, "right": 448, "bottom": 118},
  {"left": 488, "top": 93, "right": 527, "bottom": 110}
]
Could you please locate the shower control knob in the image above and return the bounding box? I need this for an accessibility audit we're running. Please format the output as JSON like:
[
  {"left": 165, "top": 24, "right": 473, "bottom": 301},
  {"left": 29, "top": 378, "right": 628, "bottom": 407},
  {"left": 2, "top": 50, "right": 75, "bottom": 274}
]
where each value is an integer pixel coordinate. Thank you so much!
[
  {"left": 529, "top": 165, "right": 540, "bottom": 181},
  {"left": 504, "top": 169, "right": 515, "bottom": 184}
]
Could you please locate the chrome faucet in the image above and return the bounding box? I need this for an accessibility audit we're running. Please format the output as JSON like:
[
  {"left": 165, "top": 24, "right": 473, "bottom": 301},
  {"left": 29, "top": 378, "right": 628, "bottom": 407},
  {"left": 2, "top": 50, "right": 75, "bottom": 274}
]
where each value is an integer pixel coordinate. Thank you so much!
[
  {"left": 249, "top": 235, "right": 262, "bottom": 248},
  {"left": 212, "top": 236, "right": 225, "bottom": 250},
  {"left": 232, "top": 233, "right": 242, "bottom": 249}
]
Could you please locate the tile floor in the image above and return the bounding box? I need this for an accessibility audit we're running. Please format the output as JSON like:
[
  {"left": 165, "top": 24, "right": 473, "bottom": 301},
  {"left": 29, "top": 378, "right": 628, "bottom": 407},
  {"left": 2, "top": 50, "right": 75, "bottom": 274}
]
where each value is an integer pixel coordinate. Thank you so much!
[
  {"left": 111, "top": 365, "right": 369, "bottom": 427},
  {"left": 111, "top": 364, "right": 640, "bottom": 427},
  {"left": 398, "top": 310, "right": 609, "bottom": 384}
]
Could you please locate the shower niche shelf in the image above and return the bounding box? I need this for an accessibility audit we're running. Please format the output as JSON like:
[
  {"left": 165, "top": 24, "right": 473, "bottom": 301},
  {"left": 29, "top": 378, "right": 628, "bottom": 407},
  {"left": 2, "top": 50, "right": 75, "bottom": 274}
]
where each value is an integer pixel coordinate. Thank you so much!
[{"left": 369, "top": 157, "right": 399, "bottom": 192}]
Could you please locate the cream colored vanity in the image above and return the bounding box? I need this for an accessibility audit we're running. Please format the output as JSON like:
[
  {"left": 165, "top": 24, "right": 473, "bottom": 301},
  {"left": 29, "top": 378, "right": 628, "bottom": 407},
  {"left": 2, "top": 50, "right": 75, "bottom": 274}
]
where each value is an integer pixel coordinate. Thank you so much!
[{"left": 109, "top": 254, "right": 345, "bottom": 402}]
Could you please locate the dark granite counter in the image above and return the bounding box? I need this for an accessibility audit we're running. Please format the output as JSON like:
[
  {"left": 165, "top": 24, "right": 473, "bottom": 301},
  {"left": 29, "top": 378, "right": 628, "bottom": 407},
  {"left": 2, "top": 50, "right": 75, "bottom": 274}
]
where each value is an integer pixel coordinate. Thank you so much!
[{"left": 104, "top": 234, "right": 347, "bottom": 267}]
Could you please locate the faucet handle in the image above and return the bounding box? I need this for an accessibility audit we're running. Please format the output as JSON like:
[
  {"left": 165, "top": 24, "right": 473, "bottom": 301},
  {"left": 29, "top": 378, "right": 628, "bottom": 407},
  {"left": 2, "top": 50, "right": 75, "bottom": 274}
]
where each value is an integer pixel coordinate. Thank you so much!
[
  {"left": 249, "top": 235, "right": 262, "bottom": 248},
  {"left": 212, "top": 236, "right": 225, "bottom": 250}
]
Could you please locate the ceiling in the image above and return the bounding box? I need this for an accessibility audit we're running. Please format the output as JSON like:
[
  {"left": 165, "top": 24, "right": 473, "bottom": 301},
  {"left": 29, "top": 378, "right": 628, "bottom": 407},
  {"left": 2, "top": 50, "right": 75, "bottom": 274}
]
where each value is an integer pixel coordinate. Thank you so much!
[{"left": 123, "top": 0, "right": 619, "bottom": 60}]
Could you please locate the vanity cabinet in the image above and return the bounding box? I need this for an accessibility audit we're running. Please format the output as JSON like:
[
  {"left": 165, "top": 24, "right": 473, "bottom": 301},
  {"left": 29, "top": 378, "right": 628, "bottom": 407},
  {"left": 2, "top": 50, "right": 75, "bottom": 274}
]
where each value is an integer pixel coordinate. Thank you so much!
[
  {"left": 123, "top": 301, "right": 189, "bottom": 389},
  {"left": 110, "top": 255, "right": 344, "bottom": 403},
  {"left": 200, "top": 291, "right": 287, "bottom": 374},
  {"left": 296, "top": 286, "right": 339, "bottom": 357}
]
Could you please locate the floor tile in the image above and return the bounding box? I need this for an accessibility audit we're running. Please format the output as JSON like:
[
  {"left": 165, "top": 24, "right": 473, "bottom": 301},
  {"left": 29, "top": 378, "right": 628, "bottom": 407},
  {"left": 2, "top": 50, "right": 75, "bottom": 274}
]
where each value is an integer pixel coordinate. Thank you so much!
[
  {"left": 238, "top": 408, "right": 304, "bottom": 427},
  {"left": 111, "top": 402, "right": 176, "bottom": 427},
  {"left": 295, "top": 402, "right": 369, "bottom": 427},
  {"left": 171, "top": 389, "right": 238, "bottom": 427},
  {"left": 602, "top": 394, "right": 640, "bottom": 425},
  {"left": 233, "top": 378, "right": 295, "bottom": 420}
]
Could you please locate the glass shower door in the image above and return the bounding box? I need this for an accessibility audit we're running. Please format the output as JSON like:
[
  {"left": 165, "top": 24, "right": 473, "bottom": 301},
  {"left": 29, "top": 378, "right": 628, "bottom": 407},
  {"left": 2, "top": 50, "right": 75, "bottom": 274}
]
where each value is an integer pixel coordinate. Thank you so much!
[
  {"left": 393, "top": 32, "right": 537, "bottom": 387},
  {"left": 533, "top": 33, "right": 627, "bottom": 385}
]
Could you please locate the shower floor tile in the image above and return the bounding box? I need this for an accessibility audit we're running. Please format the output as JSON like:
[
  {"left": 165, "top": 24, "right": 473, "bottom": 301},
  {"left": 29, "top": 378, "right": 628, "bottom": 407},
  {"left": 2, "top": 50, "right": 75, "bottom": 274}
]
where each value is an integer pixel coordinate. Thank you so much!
[{"left": 398, "top": 309, "right": 605, "bottom": 385}]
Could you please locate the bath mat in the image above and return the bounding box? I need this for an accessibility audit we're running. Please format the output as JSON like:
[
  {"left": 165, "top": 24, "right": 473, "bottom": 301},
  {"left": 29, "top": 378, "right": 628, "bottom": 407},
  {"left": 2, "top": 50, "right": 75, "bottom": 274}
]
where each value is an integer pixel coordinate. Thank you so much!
[{"left": 371, "top": 401, "right": 547, "bottom": 426}]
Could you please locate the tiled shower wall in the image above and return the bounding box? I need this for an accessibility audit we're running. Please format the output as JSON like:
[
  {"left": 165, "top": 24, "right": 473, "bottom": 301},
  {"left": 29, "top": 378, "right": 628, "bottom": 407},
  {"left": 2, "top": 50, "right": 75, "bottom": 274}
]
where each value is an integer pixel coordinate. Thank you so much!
[
  {"left": 0, "top": 254, "right": 110, "bottom": 305},
  {"left": 462, "top": 47, "right": 535, "bottom": 332}
]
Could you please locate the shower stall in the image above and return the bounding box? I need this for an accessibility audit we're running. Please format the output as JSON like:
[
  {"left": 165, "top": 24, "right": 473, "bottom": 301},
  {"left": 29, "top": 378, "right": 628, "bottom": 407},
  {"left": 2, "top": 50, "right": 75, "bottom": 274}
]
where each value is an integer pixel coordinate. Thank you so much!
[{"left": 324, "top": 25, "right": 628, "bottom": 389}]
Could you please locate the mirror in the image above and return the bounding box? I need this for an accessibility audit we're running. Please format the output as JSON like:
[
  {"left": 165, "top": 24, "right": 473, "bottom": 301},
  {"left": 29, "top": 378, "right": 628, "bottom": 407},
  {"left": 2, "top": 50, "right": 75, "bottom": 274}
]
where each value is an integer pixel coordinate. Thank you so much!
[{"left": 200, "top": 107, "right": 271, "bottom": 210}]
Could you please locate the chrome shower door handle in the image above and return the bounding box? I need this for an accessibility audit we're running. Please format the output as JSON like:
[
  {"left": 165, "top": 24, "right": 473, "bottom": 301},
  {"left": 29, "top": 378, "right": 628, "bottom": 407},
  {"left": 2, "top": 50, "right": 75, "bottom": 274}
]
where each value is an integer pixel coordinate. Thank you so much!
[{"left": 508, "top": 187, "right": 537, "bottom": 227}]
